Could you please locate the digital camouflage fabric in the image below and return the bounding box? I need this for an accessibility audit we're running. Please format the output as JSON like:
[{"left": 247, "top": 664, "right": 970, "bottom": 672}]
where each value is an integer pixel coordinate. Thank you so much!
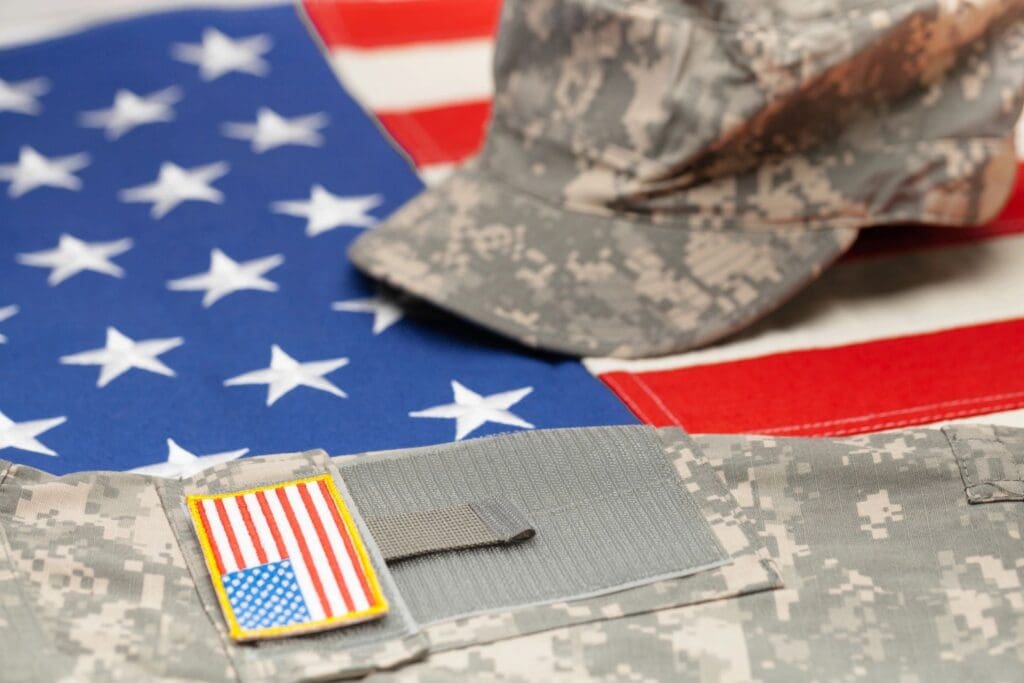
[
  {"left": 349, "top": 0, "right": 1024, "bottom": 358},
  {"left": 1, "top": 424, "right": 1022, "bottom": 681},
  {"left": 370, "top": 424, "right": 1024, "bottom": 682},
  {"left": 0, "top": 426, "right": 778, "bottom": 682}
]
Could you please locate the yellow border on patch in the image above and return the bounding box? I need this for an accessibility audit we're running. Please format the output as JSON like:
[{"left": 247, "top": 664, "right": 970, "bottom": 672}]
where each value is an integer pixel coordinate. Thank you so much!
[{"left": 186, "top": 474, "right": 390, "bottom": 642}]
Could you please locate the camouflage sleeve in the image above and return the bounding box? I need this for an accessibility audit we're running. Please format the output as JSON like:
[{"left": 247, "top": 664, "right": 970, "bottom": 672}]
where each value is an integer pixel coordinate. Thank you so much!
[
  {"left": 0, "top": 460, "right": 235, "bottom": 682},
  {"left": 0, "top": 452, "right": 427, "bottom": 682}
]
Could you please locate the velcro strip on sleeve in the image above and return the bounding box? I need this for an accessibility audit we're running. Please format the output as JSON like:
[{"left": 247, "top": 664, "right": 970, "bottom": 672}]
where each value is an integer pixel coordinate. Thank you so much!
[{"left": 365, "top": 500, "right": 535, "bottom": 562}]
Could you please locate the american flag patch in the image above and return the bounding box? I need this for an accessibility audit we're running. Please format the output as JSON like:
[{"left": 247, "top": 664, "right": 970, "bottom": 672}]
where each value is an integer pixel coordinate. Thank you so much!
[{"left": 187, "top": 475, "right": 388, "bottom": 641}]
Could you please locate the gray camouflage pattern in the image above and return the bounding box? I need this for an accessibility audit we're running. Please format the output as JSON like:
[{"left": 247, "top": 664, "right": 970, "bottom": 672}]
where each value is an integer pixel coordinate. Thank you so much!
[
  {"left": 349, "top": 0, "right": 1024, "bottom": 357},
  {"left": 0, "top": 426, "right": 775, "bottom": 682},
  {"left": 2, "top": 424, "right": 1023, "bottom": 681},
  {"left": 370, "top": 424, "right": 1024, "bottom": 682},
  {"left": 0, "top": 463, "right": 234, "bottom": 682},
  {"left": 945, "top": 423, "right": 1024, "bottom": 502},
  {"left": 0, "top": 453, "right": 428, "bottom": 682}
]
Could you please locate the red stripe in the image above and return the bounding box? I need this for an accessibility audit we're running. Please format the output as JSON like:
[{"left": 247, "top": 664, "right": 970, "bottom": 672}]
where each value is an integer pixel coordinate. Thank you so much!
[
  {"left": 299, "top": 482, "right": 356, "bottom": 613},
  {"left": 254, "top": 490, "right": 286, "bottom": 560},
  {"left": 235, "top": 495, "right": 267, "bottom": 565},
  {"left": 195, "top": 500, "right": 225, "bottom": 575},
  {"left": 376, "top": 100, "right": 490, "bottom": 167},
  {"left": 213, "top": 498, "right": 246, "bottom": 571},
  {"left": 600, "top": 372, "right": 677, "bottom": 427},
  {"left": 276, "top": 487, "right": 333, "bottom": 617},
  {"left": 318, "top": 479, "right": 374, "bottom": 606},
  {"left": 304, "top": 0, "right": 501, "bottom": 48},
  {"left": 601, "top": 318, "right": 1024, "bottom": 437}
]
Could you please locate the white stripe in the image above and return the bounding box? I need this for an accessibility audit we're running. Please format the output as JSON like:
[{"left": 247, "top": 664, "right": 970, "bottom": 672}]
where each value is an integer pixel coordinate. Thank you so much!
[
  {"left": 0, "top": 0, "right": 285, "bottom": 48},
  {"left": 1015, "top": 112, "right": 1024, "bottom": 158},
  {"left": 222, "top": 496, "right": 259, "bottom": 568},
  {"left": 584, "top": 233, "right": 1024, "bottom": 375},
  {"left": 925, "top": 407, "right": 1024, "bottom": 431},
  {"left": 201, "top": 499, "right": 237, "bottom": 573},
  {"left": 283, "top": 484, "right": 347, "bottom": 618},
  {"left": 329, "top": 39, "right": 493, "bottom": 111},
  {"left": 419, "top": 162, "right": 455, "bottom": 186},
  {"left": 306, "top": 481, "right": 370, "bottom": 611},
  {"left": 264, "top": 489, "right": 326, "bottom": 621},
  {"left": 243, "top": 492, "right": 281, "bottom": 563}
]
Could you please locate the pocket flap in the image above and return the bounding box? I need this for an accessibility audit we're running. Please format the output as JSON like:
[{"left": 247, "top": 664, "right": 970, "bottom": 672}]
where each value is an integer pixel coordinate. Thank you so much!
[{"left": 943, "top": 425, "right": 1024, "bottom": 503}]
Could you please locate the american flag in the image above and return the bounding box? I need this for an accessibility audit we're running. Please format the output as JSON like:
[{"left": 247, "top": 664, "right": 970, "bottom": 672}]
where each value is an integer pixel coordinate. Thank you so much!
[
  {"left": 3, "top": 0, "right": 1022, "bottom": 479},
  {"left": 0, "top": 4, "right": 634, "bottom": 476},
  {"left": 306, "top": 0, "right": 1024, "bottom": 437},
  {"left": 188, "top": 474, "right": 387, "bottom": 640}
]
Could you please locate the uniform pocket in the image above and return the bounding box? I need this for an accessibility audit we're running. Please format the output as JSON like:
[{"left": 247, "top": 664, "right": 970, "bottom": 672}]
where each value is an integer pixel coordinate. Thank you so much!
[
  {"left": 155, "top": 450, "right": 427, "bottom": 682},
  {"left": 943, "top": 425, "right": 1024, "bottom": 503},
  {"left": 160, "top": 426, "right": 782, "bottom": 668},
  {"left": 336, "top": 426, "right": 782, "bottom": 651},
  {"left": 0, "top": 426, "right": 783, "bottom": 683}
]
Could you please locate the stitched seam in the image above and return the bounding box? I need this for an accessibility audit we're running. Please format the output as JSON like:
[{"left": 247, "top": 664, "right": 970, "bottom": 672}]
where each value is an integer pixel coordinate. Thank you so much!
[
  {"left": 974, "top": 480, "right": 1024, "bottom": 488},
  {"left": 956, "top": 441, "right": 973, "bottom": 489},
  {"left": 942, "top": 428, "right": 1024, "bottom": 504},
  {"left": 958, "top": 435, "right": 1024, "bottom": 483},
  {"left": 750, "top": 392, "right": 1024, "bottom": 434},
  {"left": 631, "top": 374, "right": 685, "bottom": 429},
  {"left": 940, "top": 427, "right": 981, "bottom": 504},
  {"left": 780, "top": 401, "right": 1024, "bottom": 437},
  {"left": 601, "top": 373, "right": 662, "bottom": 425},
  {"left": 524, "top": 476, "right": 699, "bottom": 518}
]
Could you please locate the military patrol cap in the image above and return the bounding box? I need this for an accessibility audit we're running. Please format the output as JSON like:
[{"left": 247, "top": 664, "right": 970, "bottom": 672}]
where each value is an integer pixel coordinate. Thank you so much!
[{"left": 349, "top": 0, "right": 1024, "bottom": 358}]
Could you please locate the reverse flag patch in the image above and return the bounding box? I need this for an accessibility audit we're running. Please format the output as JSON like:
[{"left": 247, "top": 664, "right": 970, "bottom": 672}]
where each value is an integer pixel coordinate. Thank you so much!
[{"left": 187, "top": 475, "right": 388, "bottom": 641}]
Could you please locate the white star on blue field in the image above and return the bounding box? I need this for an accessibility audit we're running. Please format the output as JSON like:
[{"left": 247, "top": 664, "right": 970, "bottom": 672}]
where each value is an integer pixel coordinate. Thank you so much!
[{"left": 0, "top": 6, "right": 634, "bottom": 475}]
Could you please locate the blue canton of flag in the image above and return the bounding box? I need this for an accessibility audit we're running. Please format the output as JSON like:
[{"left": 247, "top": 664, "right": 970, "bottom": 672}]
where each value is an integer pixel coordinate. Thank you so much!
[
  {"left": 0, "top": 6, "right": 634, "bottom": 476},
  {"left": 223, "top": 560, "right": 312, "bottom": 633}
]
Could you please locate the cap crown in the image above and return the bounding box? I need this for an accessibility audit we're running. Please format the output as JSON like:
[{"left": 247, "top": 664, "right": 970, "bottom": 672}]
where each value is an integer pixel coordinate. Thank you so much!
[{"left": 481, "top": 0, "right": 1024, "bottom": 230}]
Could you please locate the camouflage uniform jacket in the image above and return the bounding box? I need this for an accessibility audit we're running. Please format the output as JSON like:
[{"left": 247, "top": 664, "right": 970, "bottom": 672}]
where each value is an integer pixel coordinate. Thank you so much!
[{"left": 0, "top": 424, "right": 1021, "bottom": 681}]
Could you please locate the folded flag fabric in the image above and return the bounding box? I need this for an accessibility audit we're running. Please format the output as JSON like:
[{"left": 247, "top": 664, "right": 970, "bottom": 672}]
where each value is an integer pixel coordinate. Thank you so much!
[
  {"left": 304, "top": 0, "right": 500, "bottom": 184},
  {"left": 0, "top": 5, "right": 634, "bottom": 475},
  {"left": 307, "top": 0, "right": 1024, "bottom": 435}
]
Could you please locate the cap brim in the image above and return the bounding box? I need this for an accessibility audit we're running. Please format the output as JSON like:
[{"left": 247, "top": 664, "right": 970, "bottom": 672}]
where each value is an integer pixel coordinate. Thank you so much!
[{"left": 348, "top": 170, "right": 858, "bottom": 358}]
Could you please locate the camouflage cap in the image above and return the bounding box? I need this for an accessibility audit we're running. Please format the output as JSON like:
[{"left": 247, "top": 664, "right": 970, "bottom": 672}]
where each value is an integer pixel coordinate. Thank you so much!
[{"left": 349, "top": 0, "right": 1024, "bottom": 358}]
